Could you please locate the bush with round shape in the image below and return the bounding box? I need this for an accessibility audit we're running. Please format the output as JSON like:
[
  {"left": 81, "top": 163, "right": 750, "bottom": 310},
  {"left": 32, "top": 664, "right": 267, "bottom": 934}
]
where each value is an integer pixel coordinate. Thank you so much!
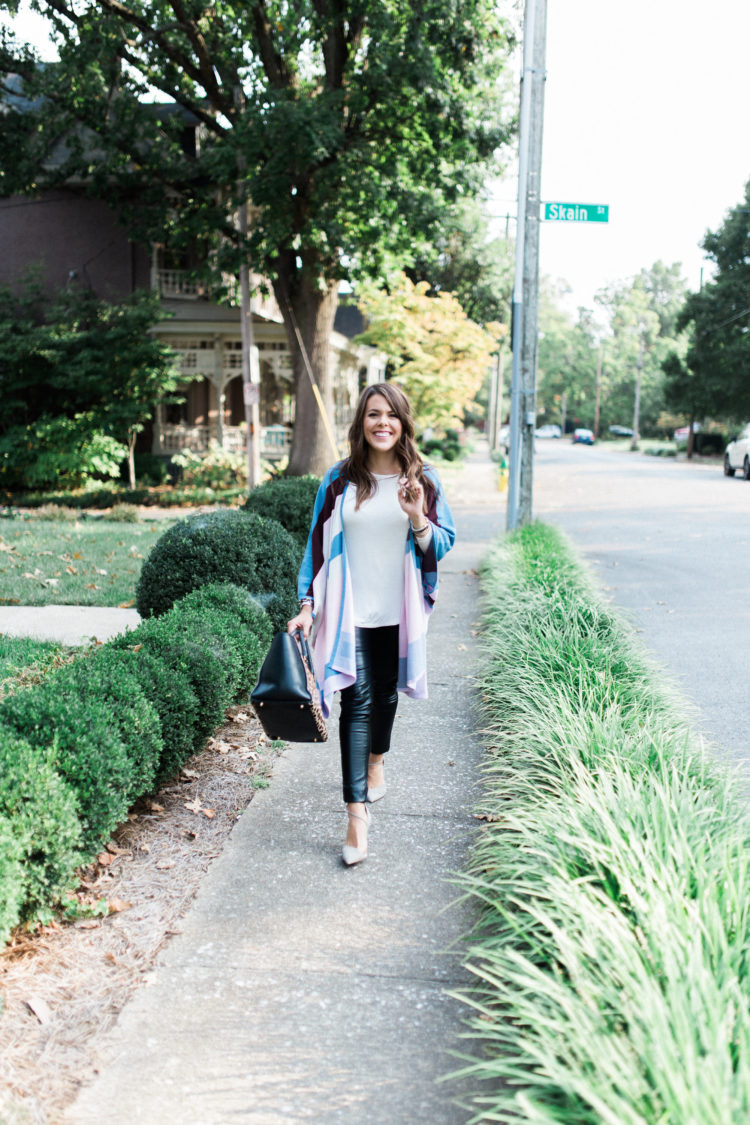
[
  {"left": 176, "top": 583, "right": 273, "bottom": 690},
  {"left": 0, "top": 683, "right": 132, "bottom": 853},
  {"left": 0, "top": 729, "right": 82, "bottom": 919},
  {"left": 242, "top": 475, "right": 320, "bottom": 549},
  {"left": 113, "top": 615, "right": 234, "bottom": 748},
  {"left": 86, "top": 647, "right": 199, "bottom": 784},
  {"left": 54, "top": 656, "right": 162, "bottom": 803},
  {"left": 0, "top": 816, "right": 24, "bottom": 945},
  {"left": 135, "top": 509, "right": 301, "bottom": 631}
]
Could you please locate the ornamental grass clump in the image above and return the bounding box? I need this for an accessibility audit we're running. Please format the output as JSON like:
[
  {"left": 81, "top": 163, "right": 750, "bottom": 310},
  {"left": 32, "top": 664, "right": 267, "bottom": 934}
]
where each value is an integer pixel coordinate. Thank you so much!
[
  {"left": 136, "top": 508, "right": 300, "bottom": 631},
  {"left": 455, "top": 522, "right": 750, "bottom": 1124}
]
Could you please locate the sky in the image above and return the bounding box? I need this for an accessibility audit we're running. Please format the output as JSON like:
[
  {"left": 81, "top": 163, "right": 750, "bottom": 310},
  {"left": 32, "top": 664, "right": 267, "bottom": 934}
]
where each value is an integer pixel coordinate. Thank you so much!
[
  {"left": 6, "top": 0, "right": 750, "bottom": 318},
  {"left": 493, "top": 0, "right": 750, "bottom": 314}
]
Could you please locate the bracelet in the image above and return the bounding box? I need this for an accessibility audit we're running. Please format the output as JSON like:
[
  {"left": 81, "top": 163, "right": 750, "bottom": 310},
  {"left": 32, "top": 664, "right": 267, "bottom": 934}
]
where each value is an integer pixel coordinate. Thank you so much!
[
  {"left": 411, "top": 522, "right": 429, "bottom": 536},
  {"left": 299, "top": 598, "right": 314, "bottom": 610}
]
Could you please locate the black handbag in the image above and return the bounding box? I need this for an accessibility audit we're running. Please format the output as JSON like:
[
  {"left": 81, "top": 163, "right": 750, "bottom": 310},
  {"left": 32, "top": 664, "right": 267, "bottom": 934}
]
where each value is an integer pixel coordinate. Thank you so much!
[{"left": 250, "top": 629, "right": 328, "bottom": 743}]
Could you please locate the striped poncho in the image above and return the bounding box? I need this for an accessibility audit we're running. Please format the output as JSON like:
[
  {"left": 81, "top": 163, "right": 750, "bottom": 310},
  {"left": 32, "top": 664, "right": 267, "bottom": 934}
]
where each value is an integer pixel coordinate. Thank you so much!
[{"left": 297, "top": 462, "right": 455, "bottom": 718}]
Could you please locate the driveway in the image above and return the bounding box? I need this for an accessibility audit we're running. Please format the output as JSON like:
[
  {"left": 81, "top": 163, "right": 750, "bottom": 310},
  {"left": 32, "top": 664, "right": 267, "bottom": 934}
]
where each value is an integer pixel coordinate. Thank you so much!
[{"left": 532, "top": 442, "right": 750, "bottom": 766}]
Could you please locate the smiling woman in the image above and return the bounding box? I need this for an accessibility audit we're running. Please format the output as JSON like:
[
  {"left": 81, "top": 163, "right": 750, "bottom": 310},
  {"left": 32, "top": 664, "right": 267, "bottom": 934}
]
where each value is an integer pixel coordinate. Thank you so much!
[{"left": 286, "top": 382, "right": 456, "bottom": 867}]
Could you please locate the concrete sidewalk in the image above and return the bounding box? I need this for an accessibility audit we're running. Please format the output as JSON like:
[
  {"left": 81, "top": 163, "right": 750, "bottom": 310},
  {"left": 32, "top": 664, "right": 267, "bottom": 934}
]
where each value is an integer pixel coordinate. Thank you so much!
[
  {"left": 0, "top": 605, "right": 139, "bottom": 646},
  {"left": 65, "top": 451, "right": 505, "bottom": 1124}
]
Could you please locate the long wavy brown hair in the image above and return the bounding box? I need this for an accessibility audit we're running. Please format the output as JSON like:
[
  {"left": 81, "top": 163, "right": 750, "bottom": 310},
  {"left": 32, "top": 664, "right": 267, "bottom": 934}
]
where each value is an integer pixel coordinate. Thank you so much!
[{"left": 341, "top": 382, "right": 434, "bottom": 510}]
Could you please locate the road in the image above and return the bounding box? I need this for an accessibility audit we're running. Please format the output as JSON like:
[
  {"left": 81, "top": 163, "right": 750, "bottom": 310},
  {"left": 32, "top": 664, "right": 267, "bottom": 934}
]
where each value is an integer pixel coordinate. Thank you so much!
[{"left": 531, "top": 440, "right": 750, "bottom": 767}]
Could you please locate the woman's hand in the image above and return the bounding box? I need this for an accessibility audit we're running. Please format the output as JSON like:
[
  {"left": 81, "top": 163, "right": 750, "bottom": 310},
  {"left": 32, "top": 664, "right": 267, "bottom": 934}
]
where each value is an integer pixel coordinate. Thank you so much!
[
  {"left": 398, "top": 476, "right": 427, "bottom": 528},
  {"left": 287, "top": 603, "right": 314, "bottom": 639}
]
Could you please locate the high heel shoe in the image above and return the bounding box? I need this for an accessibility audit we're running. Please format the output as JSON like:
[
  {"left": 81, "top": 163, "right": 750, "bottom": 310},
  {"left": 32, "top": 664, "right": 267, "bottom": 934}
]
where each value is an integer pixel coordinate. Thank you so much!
[
  {"left": 366, "top": 763, "right": 386, "bottom": 803},
  {"left": 342, "top": 806, "right": 371, "bottom": 867}
]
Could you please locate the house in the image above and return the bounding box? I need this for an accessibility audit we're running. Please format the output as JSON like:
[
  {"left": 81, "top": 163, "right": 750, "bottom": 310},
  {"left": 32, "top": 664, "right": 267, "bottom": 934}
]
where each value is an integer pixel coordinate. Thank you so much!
[{"left": 0, "top": 82, "right": 385, "bottom": 462}]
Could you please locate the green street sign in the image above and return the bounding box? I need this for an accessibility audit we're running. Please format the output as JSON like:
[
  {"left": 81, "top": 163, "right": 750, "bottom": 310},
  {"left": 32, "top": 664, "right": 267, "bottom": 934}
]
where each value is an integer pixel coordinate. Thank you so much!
[{"left": 543, "top": 202, "right": 609, "bottom": 223}]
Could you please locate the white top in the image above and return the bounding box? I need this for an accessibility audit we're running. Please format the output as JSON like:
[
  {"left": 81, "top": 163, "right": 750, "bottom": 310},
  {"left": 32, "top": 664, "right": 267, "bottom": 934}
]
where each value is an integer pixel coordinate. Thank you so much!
[{"left": 342, "top": 474, "right": 409, "bottom": 627}]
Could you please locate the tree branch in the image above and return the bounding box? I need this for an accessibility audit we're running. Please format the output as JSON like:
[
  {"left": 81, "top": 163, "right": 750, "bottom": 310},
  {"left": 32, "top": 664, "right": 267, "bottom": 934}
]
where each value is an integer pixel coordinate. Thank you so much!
[{"left": 250, "top": 1, "right": 290, "bottom": 90}]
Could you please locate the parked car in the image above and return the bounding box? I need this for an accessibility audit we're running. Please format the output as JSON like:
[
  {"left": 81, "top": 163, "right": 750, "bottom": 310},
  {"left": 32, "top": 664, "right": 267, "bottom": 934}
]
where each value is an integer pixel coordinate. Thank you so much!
[
  {"left": 535, "top": 423, "right": 562, "bottom": 438},
  {"left": 608, "top": 424, "right": 633, "bottom": 437},
  {"left": 724, "top": 424, "right": 750, "bottom": 479},
  {"left": 572, "top": 428, "right": 595, "bottom": 445}
]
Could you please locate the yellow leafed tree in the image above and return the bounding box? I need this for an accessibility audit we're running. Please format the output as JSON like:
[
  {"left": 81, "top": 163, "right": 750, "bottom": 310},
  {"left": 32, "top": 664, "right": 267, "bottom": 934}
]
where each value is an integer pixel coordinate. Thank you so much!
[{"left": 357, "top": 275, "right": 500, "bottom": 432}]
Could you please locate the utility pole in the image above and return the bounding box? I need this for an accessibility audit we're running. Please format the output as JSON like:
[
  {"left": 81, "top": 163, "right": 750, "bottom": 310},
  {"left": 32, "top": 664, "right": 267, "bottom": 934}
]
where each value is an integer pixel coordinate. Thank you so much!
[
  {"left": 630, "top": 336, "right": 644, "bottom": 451},
  {"left": 593, "top": 342, "right": 603, "bottom": 438},
  {"left": 507, "top": 0, "right": 548, "bottom": 530}
]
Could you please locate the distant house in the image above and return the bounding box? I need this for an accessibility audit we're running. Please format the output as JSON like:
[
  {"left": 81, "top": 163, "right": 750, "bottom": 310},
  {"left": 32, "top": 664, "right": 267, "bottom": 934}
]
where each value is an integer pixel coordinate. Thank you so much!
[{"left": 0, "top": 83, "right": 384, "bottom": 461}]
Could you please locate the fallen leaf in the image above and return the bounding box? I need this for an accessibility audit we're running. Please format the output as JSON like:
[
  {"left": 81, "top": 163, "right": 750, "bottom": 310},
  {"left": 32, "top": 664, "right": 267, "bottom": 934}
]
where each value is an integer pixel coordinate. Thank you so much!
[
  {"left": 148, "top": 801, "right": 165, "bottom": 813},
  {"left": 95, "top": 568, "right": 108, "bottom": 576},
  {"left": 231, "top": 712, "right": 250, "bottom": 723},
  {"left": 25, "top": 996, "right": 52, "bottom": 1024},
  {"left": 85, "top": 583, "right": 99, "bottom": 590},
  {"left": 118, "top": 599, "right": 136, "bottom": 608},
  {"left": 72, "top": 551, "right": 83, "bottom": 559},
  {"left": 97, "top": 851, "right": 114, "bottom": 867},
  {"left": 107, "top": 898, "right": 132, "bottom": 914},
  {"left": 156, "top": 860, "right": 176, "bottom": 870},
  {"left": 457, "top": 643, "right": 467, "bottom": 651},
  {"left": 180, "top": 768, "right": 199, "bottom": 780},
  {"left": 184, "top": 798, "right": 215, "bottom": 818},
  {"left": 66, "top": 565, "right": 77, "bottom": 574}
]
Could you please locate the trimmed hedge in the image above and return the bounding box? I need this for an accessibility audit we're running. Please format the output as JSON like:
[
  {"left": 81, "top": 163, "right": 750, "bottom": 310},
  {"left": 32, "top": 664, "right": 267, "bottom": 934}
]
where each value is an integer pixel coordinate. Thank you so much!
[
  {"left": 1, "top": 681, "right": 138, "bottom": 852},
  {"left": 0, "top": 581, "right": 272, "bottom": 943},
  {"left": 0, "top": 732, "right": 82, "bottom": 920},
  {"left": 0, "top": 816, "right": 24, "bottom": 945},
  {"left": 136, "top": 509, "right": 300, "bottom": 631},
  {"left": 242, "top": 475, "right": 320, "bottom": 549}
]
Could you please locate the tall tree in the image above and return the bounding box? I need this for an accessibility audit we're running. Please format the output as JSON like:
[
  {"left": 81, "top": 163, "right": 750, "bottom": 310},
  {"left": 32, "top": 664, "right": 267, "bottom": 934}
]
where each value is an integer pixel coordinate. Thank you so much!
[
  {"left": 0, "top": 280, "right": 180, "bottom": 489},
  {"left": 356, "top": 273, "right": 500, "bottom": 433},
  {"left": 1, "top": 1, "right": 514, "bottom": 475},
  {"left": 668, "top": 182, "right": 750, "bottom": 426},
  {"left": 406, "top": 197, "right": 514, "bottom": 327},
  {"left": 535, "top": 281, "right": 598, "bottom": 431}
]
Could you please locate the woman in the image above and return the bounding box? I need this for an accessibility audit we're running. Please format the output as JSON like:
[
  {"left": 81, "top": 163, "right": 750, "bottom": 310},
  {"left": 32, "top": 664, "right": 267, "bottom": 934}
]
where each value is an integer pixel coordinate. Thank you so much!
[{"left": 287, "top": 383, "right": 455, "bottom": 866}]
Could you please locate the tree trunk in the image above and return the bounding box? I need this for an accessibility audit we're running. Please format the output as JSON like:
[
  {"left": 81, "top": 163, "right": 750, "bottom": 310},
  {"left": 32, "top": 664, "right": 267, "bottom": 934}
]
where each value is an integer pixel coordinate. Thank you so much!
[
  {"left": 687, "top": 413, "right": 695, "bottom": 459},
  {"left": 274, "top": 268, "right": 340, "bottom": 477},
  {"left": 128, "top": 431, "right": 137, "bottom": 490}
]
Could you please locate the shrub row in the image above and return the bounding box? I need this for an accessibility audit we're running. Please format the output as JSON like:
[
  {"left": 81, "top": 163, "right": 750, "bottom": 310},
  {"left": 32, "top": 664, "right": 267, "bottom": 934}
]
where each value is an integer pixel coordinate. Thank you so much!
[
  {"left": 0, "top": 582, "right": 272, "bottom": 943},
  {"left": 455, "top": 523, "right": 750, "bottom": 1123}
]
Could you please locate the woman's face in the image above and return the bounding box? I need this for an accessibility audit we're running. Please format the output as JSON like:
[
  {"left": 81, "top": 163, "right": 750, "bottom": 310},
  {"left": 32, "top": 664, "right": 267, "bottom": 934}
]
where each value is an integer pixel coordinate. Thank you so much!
[{"left": 362, "top": 393, "right": 403, "bottom": 456}]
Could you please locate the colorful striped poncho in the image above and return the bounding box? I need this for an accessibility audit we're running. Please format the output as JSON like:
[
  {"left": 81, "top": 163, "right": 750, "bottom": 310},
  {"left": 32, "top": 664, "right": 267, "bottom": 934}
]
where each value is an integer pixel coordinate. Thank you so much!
[{"left": 297, "top": 462, "right": 456, "bottom": 718}]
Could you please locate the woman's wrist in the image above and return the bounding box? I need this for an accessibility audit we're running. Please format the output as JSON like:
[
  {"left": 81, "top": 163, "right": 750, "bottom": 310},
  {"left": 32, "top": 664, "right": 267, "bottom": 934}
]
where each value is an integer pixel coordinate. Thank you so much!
[{"left": 411, "top": 521, "right": 429, "bottom": 536}]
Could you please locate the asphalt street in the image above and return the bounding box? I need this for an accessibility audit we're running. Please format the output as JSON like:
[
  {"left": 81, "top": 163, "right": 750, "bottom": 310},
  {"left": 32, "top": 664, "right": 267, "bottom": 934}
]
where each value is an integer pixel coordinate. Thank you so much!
[{"left": 533, "top": 440, "right": 750, "bottom": 767}]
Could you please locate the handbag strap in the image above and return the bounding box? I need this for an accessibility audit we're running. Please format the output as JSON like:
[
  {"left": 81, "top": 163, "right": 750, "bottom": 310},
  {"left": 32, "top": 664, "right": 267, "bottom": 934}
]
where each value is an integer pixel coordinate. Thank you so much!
[{"left": 295, "top": 628, "right": 314, "bottom": 674}]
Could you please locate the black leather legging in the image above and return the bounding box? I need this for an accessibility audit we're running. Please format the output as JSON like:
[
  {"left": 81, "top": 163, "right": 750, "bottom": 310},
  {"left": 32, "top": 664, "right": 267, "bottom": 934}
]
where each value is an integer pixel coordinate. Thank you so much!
[{"left": 339, "top": 625, "right": 399, "bottom": 804}]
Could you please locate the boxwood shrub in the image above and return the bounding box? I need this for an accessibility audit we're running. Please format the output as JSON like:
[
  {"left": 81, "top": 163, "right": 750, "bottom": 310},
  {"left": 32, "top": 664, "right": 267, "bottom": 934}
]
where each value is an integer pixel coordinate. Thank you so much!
[
  {"left": 0, "top": 816, "right": 24, "bottom": 946},
  {"left": 135, "top": 509, "right": 301, "bottom": 631},
  {"left": 52, "top": 657, "right": 163, "bottom": 803},
  {"left": 0, "top": 730, "right": 82, "bottom": 919},
  {"left": 112, "top": 615, "right": 234, "bottom": 747},
  {"left": 86, "top": 646, "right": 199, "bottom": 784},
  {"left": 0, "top": 684, "right": 135, "bottom": 852},
  {"left": 176, "top": 583, "right": 272, "bottom": 692},
  {"left": 0, "top": 577, "right": 274, "bottom": 944},
  {"left": 242, "top": 475, "right": 320, "bottom": 549}
]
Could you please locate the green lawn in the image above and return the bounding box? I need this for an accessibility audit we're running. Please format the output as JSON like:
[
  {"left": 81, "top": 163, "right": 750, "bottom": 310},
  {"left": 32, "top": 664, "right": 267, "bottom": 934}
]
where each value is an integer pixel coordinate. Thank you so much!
[
  {"left": 0, "top": 635, "right": 68, "bottom": 697},
  {"left": 0, "top": 518, "right": 172, "bottom": 606}
]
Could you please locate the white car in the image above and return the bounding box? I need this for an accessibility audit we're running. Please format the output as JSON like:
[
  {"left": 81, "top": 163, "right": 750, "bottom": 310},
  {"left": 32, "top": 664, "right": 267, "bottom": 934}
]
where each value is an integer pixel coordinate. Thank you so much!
[{"left": 724, "top": 425, "right": 750, "bottom": 479}]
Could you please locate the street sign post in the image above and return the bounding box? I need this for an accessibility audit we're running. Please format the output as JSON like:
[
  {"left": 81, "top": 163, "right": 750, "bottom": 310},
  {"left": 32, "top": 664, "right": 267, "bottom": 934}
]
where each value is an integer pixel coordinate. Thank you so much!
[{"left": 543, "top": 202, "right": 609, "bottom": 223}]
